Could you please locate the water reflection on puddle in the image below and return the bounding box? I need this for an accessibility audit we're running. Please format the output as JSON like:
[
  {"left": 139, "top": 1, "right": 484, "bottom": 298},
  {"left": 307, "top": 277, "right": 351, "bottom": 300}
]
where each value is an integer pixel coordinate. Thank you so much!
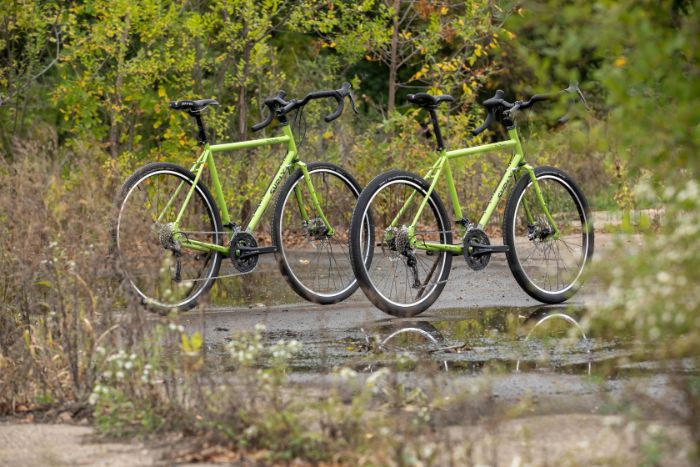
[
  {"left": 238, "top": 306, "right": 617, "bottom": 376},
  {"left": 198, "top": 268, "right": 692, "bottom": 377}
]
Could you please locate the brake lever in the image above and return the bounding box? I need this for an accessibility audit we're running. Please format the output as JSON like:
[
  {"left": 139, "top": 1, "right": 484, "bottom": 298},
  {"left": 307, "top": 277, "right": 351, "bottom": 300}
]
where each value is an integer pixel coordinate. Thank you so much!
[
  {"left": 503, "top": 102, "right": 523, "bottom": 118},
  {"left": 348, "top": 92, "right": 359, "bottom": 114},
  {"left": 563, "top": 83, "right": 589, "bottom": 110}
]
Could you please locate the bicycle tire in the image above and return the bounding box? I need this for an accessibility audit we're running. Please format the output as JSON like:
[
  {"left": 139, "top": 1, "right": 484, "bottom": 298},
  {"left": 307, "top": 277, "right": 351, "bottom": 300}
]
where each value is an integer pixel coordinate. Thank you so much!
[
  {"left": 349, "top": 170, "right": 452, "bottom": 317},
  {"left": 111, "top": 162, "right": 223, "bottom": 311},
  {"left": 503, "top": 166, "right": 594, "bottom": 303},
  {"left": 272, "top": 162, "right": 368, "bottom": 304}
]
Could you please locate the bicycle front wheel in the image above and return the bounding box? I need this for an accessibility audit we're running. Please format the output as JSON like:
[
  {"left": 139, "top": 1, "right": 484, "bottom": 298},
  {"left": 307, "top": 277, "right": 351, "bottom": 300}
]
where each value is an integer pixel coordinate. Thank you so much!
[
  {"left": 272, "top": 162, "right": 367, "bottom": 304},
  {"left": 349, "top": 170, "right": 452, "bottom": 317},
  {"left": 112, "top": 162, "right": 223, "bottom": 311},
  {"left": 503, "top": 166, "right": 594, "bottom": 303}
]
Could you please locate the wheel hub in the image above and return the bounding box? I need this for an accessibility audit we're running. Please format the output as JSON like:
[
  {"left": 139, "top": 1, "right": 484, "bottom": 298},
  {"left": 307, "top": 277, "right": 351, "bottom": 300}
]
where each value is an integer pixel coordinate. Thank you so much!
[
  {"left": 304, "top": 217, "right": 330, "bottom": 241},
  {"left": 157, "top": 222, "right": 183, "bottom": 282},
  {"left": 383, "top": 226, "right": 412, "bottom": 260},
  {"left": 528, "top": 221, "right": 553, "bottom": 243},
  {"left": 158, "top": 222, "right": 181, "bottom": 252}
]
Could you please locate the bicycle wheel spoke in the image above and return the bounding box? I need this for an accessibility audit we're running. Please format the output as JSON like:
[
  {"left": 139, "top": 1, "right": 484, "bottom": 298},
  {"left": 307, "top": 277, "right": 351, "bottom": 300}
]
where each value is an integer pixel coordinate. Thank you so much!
[
  {"left": 507, "top": 171, "right": 592, "bottom": 300},
  {"left": 114, "top": 166, "right": 221, "bottom": 309},
  {"left": 354, "top": 175, "right": 450, "bottom": 313},
  {"left": 275, "top": 165, "right": 362, "bottom": 302}
]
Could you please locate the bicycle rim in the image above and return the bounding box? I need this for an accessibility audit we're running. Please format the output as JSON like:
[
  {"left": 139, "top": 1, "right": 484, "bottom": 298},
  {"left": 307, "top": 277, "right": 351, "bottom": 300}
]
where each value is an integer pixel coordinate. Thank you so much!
[
  {"left": 510, "top": 175, "right": 590, "bottom": 296},
  {"left": 116, "top": 169, "right": 220, "bottom": 309},
  {"left": 276, "top": 167, "right": 362, "bottom": 301},
  {"left": 359, "top": 179, "right": 449, "bottom": 310}
]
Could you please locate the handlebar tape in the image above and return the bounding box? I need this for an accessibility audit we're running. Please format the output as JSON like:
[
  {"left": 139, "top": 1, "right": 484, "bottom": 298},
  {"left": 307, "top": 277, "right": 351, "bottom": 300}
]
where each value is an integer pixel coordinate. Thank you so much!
[{"left": 470, "top": 111, "right": 494, "bottom": 136}]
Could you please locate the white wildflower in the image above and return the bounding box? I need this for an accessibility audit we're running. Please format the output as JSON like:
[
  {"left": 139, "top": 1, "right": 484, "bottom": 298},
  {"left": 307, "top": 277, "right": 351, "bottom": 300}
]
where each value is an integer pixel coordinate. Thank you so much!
[
  {"left": 338, "top": 367, "right": 358, "bottom": 381},
  {"left": 366, "top": 367, "right": 390, "bottom": 388}
]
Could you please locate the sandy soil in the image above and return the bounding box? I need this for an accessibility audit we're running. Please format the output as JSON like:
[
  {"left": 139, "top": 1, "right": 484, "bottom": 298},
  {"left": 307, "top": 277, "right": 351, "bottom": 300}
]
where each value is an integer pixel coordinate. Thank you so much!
[{"left": 0, "top": 414, "right": 692, "bottom": 466}]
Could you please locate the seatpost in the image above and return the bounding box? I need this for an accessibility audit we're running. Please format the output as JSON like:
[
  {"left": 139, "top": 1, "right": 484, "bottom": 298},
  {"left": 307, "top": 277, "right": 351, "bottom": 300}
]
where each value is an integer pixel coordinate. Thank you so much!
[
  {"left": 428, "top": 109, "right": 445, "bottom": 151},
  {"left": 192, "top": 114, "right": 209, "bottom": 146}
]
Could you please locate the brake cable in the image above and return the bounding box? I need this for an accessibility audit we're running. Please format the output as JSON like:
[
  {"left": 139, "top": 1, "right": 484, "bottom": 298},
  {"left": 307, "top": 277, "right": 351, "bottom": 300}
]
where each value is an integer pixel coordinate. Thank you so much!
[{"left": 293, "top": 103, "right": 308, "bottom": 148}]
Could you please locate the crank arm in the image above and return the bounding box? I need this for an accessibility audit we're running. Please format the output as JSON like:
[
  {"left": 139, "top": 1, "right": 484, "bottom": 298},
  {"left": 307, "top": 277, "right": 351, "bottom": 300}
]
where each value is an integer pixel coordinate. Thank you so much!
[
  {"left": 470, "top": 243, "right": 509, "bottom": 256},
  {"left": 234, "top": 245, "right": 278, "bottom": 259}
]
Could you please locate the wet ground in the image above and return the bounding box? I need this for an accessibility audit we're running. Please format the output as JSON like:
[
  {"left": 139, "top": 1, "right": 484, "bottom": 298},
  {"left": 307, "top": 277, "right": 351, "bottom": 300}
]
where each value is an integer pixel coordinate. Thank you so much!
[
  {"left": 178, "top": 238, "right": 695, "bottom": 421},
  {"left": 3, "top": 234, "right": 694, "bottom": 467}
]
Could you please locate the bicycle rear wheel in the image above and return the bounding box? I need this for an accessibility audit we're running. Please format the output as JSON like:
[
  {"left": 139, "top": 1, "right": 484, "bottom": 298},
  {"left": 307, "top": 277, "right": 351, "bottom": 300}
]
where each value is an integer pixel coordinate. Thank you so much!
[
  {"left": 272, "top": 162, "right": 368, "bottom": 304},
  {"left": 503, "top": 166, "right": 594, "bottom": 303},
  {"left": 349, "top": 170, "right": 452, "bottom": 317},
  {"left": 112, "top": 162, "right": 223, "bottom": 311}
]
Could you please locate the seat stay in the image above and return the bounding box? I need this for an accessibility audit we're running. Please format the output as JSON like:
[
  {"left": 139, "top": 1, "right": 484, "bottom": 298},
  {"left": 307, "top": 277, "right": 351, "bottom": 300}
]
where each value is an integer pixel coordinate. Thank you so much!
[
  {"left": 156, "top": 148, "right": 210, "bottom": 225},
  {"left": 408, "top": 154, "right": 447, "bottom": 242}
]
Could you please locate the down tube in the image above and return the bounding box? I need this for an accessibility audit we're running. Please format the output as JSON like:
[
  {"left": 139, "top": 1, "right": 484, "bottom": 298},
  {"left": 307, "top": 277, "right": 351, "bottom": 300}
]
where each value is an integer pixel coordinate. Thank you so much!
[
  {"left": 477, "top": 151, "right": 523, "bottom": 228},
  {"left": 247, "top": 150, "right": 297, "bottom": 231}
]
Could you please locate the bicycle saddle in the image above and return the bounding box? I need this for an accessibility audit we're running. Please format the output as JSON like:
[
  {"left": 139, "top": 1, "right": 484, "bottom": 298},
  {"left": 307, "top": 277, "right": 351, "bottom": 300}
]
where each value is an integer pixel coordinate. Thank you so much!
[
  {"left": 407, "top": 93, "right": 454, "bottom": 109},
  {"left": 169, "top": 99, "right": 219, "bottom": 113}
]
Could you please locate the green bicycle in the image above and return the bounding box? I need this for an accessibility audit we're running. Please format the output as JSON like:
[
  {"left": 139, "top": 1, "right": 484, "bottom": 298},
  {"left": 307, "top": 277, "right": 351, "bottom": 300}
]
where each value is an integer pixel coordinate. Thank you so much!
[
  {"left": 349, "top": 86, "right": 594, "bottom": 317},
  {"left": 112, "top": 83, "right": 371, "bottom": 311}
]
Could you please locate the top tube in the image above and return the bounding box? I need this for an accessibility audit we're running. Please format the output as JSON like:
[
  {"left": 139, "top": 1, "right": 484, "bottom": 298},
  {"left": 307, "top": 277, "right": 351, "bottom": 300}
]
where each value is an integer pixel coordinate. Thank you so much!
[{"left": 209, "top": 134, "right": 291, "bottom": 153}]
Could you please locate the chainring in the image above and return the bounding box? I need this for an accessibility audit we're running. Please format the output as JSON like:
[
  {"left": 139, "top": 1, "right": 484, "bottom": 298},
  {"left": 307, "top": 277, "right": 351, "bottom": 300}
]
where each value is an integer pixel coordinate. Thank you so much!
[
  {"left": 229, "top": 231, "right": 258, "bottom": 273},
  {"left": 463, "top": 228, "right": 491, "bottom": 271}
]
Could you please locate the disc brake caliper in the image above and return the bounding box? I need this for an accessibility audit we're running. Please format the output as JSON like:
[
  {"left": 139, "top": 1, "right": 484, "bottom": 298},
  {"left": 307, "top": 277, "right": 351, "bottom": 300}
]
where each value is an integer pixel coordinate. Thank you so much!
[
  {"left": 303, "top": 217, "right": 330, "bottom": 241},
  {"left": 528, "top": 221, "right": 553, "bottom": 243}
]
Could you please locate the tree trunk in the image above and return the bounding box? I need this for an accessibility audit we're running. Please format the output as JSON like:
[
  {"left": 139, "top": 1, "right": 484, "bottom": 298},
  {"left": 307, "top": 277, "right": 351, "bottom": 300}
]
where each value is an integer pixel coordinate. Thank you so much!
[
  {"left": 238, "top": 38, "right": 253, "bottom": 222},
  {"left": 193, "top": 37, "right": 202, "bottom": 95},
  {"left": 387, "top": 0, "right": 401, "bottom": 114},
  {"left": 109, "top": 19, "right": 130, "bottom": 160}
]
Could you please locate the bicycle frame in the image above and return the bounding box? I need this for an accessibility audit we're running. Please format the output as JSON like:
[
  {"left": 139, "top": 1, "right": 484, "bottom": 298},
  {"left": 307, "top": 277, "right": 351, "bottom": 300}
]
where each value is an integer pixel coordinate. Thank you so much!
[
  {"left": 399, "top": 128, "right": 560, "bottom": 255},
  {"left": 162, "top": 125, "right": 331, "bottom": 256}
]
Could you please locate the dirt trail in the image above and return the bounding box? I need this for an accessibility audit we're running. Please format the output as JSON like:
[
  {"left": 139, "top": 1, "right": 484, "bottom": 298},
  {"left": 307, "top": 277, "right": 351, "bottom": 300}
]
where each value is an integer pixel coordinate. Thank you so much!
[
  {"left": 0, "top": 422, "right": 161, "bottom": 467},
  {"left": 1, "top": 415, "right": 691, "bottom": 466}
]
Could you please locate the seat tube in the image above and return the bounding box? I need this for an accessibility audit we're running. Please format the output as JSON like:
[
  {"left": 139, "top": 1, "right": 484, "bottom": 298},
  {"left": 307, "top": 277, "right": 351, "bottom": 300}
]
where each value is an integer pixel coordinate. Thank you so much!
[
  {"left": 442, "top": 156, "right": 463, "bottom": 230},
  {"left": 206, "top": 147, "right": 231, "bottom": 225}
]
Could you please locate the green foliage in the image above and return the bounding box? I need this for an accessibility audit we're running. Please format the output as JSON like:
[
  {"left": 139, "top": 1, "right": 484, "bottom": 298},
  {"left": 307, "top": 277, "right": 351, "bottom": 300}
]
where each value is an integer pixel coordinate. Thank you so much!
[
  {"left": 507, "top": 1, "right": 700, "bottom": 451},
  {"left": 510, "top": 0, "right": 700, "bottom": 344},
  {"left": 509, "top": 0, "right": 699, "bottom": 180}
]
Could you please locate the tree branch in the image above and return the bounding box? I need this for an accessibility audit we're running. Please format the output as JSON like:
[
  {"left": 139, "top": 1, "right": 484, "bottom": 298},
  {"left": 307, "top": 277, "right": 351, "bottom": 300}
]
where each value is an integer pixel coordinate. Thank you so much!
[{"left": 1, "top": 24, "right": 61, "bottom": 107}]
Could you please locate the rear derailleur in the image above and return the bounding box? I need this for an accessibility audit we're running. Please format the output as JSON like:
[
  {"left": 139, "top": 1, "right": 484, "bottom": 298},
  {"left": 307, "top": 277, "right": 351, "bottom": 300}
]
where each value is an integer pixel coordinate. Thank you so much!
[
  {"left": 158, "top": 222, "right": 183, "bottom": 282},
  {"left": 384, "top": 226, "right": 421, "bottom": 288}
]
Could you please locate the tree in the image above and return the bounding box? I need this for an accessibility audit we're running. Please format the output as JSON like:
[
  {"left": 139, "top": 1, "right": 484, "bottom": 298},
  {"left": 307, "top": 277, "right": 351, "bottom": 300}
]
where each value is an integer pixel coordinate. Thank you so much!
[
  {"left": 55, "top": 0, "right": 188, "bottom": 159},
  {"left": 0, "top": 0, "right": 62, "bottom": 147},
  {"left": 327, "top": 1, "right": 497, "bottom": 115}
]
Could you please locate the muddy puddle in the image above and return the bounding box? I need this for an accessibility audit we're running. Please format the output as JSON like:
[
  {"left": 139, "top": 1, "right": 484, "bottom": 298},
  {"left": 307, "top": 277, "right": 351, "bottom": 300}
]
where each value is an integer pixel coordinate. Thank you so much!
[
  {"left": 280, "top": 307, "right": 600, "bottom": 375},
  {"left": 168, "top": 261, "right": 700, "bottom": 419},
  {"left": 198, "top": 305, "right": 695, "bottom": 380}
]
